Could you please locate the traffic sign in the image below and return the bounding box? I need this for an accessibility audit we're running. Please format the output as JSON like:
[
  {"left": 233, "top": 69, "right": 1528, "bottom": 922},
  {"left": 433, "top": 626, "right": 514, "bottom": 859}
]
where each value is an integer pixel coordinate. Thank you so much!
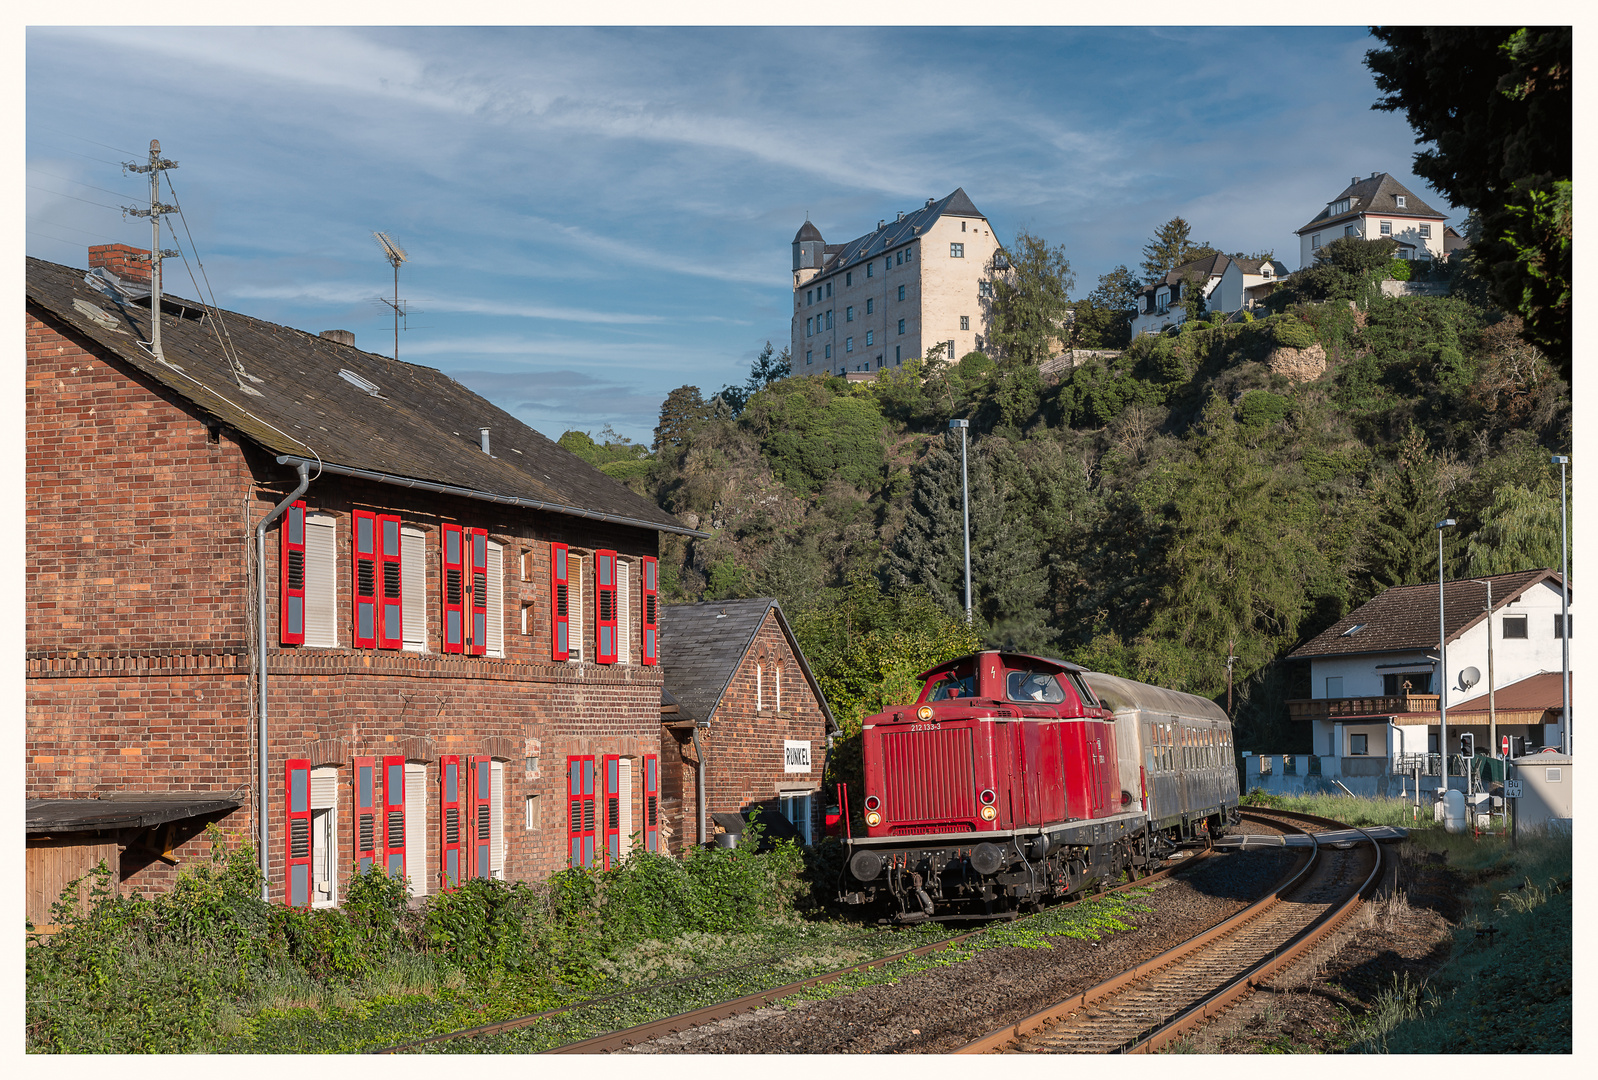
[
  {"left": 1502, "top": 735, "right": 1510, "bottom": 757},
  {"left": 1505, "top": 780, "right": 1523, "bottom": 799}
]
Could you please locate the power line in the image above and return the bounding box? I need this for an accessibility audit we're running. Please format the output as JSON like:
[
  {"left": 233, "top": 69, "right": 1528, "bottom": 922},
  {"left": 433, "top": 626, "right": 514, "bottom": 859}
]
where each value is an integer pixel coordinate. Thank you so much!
[
  {"left": 26, "top": 183, "right": 126, "bottom": 212},
  {"left": 27, "top": 218, "right": 131, "bottom": 244},
  {"left": 32, "top": 143, "right": 129, "bottom": 167},
  {"left": 27, "top": 226, "right": 119, "bottom": 249},
  {"left": 43, "top": 129, "right": 139, "bottom": 157},
  {"left": 26, "top": 165, "right": 139, "bottom": 200}
]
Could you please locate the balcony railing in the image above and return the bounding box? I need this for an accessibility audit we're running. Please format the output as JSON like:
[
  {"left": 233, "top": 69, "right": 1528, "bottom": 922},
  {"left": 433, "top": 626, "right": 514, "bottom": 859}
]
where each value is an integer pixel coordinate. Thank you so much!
[{"left": 1287, "top": 694, "right": 1440, "bottom": 721}]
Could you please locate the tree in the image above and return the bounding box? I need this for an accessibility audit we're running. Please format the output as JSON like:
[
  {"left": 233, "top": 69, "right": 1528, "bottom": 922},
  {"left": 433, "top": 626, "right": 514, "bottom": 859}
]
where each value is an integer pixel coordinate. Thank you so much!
[
  {"left": 1357, "top": 424, "right": 1463, "bottom": 599},
  {"left": 1367, "top": 27, "right": 1572, "bottom": 380},
  {"left": 884, "top": 432, "right": 1051, "bottom": 650},
  {"left": 984, "top": 229, "right": 1075, "bottom": 366},
  {"left": 1140, "top": 217, "right": 1220, "bottom": 284},
  {"left": 1466, "top": 480, "right": 1566, "bottom": 577},
  {"left": 653, "top": 386, "right": 715, "bottom": 452},
  {"left": 715, "top": 341, "right": 793, "bottom": 417},
  {"left": 1276, "top": 235, "right": 1399, "bottom": 307}
]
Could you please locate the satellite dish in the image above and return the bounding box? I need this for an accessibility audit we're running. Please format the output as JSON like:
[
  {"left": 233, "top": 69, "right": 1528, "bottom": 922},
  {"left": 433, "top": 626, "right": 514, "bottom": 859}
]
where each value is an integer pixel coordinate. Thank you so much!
[{"left": 1459, "top": 666, "right": 1482, "bottom": 691}]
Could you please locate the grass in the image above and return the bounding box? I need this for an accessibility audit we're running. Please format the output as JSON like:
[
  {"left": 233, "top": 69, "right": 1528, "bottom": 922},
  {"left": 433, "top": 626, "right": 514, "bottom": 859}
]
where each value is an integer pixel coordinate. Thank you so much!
[
  {"left": 1351, "top": 829, "right": 1571, "bottom": 1053},
  {"left": 1240, "top": 789, "right": 1441, "bottom": 829}
]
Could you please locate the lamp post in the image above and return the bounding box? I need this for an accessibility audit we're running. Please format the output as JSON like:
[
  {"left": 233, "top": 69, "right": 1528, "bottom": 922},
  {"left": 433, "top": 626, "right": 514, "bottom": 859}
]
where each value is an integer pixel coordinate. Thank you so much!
[
  {"left": 1438, "top": 518, "right": 1456, "bottom": 790},
  {"left": 1552, "top": 454, "right": 1570, "bottom": 755},
  {"left": 950, "top": 419, "right": 972, "bottom": 624}
]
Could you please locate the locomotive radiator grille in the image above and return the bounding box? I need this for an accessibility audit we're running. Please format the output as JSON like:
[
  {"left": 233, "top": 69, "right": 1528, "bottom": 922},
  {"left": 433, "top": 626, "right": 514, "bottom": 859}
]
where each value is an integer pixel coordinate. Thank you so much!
[{"left": 882, "top": 727, "right": 977, "bottom": 823}]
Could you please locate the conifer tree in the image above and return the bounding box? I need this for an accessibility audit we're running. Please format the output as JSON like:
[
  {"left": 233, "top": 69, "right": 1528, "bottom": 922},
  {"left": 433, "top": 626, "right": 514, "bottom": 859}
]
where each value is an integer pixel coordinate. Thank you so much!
[
  {"left": 1139, "top": 217, "right": 1220, "bottom": 284},
  {"left": 1358, "top": 424, "right": 1463, "bottom": 598},
  {"left": 884, "top": 433, "right": 1049, "bottom": 650}
]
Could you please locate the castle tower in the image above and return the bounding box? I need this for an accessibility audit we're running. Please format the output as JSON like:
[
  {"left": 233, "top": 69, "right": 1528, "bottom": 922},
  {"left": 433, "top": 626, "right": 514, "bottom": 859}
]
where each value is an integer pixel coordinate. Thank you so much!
[{"left": 792, "top": 219, "right": 824, "bottom": 288}]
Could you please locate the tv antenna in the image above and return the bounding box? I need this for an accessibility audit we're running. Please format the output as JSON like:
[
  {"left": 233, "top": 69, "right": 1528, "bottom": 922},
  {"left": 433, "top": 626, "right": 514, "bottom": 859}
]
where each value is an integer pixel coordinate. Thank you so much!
[{"left": 373, "top": 231, "right": 408, "bottom": 361}]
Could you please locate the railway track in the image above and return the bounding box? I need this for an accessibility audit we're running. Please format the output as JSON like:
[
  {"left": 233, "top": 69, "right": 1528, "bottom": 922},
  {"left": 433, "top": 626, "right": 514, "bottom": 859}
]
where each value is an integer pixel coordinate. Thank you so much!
[
  {"left": 956, "top": 808, "right": 1384, "bottom": 1054},
  {"left": 376, "top": 849, "right": 1209, "bottom": 1054}
]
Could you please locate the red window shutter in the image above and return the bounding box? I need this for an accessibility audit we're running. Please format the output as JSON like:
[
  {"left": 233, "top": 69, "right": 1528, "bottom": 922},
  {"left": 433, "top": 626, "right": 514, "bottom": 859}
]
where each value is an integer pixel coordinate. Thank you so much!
[
  {"left": 382, "top": 754, "right": 406, "bottom": 880},
  {"left": 602, "top": 755, "right": 621, "bottom": 869},
  {"left": 567, "top": 755, "right": 596, "bottom": 868},
  {"left": 550, "top": 542, "right": 570, "bottom": 662},
  {"left": 353, "top": 756, "right": 377, "bottom": 874},
  {"left": 595, "top": 549, "right": 618, "bottom": 664},
  {"left": 281, "top": 501, "right": 307, "bottom": 645},
  {"left": 468, "top": 528, "right": 488, "bottom": 656},
  {"left": 641, "top": 556, "right": 658, "bottom": 665},
  {"left": 442, "top": 524, "right": 465, "bottom": 654},
  {"left": 643, "top": 753, "right": 660, "bottom": 853},
  {"left": 439, "top": 755, "right": 463, "bottom": 891},
  {"left": 467, "top": 754, "right": 492, "bottom": 879},
  {"left": 285, "top": 759, "right": 312, "bottom": 906},
  {"left": 377, "top": 514, "right": 403, "bottom": 649},
  {"left": 353, "top": 510, "right": 378, "bottom": 649}
]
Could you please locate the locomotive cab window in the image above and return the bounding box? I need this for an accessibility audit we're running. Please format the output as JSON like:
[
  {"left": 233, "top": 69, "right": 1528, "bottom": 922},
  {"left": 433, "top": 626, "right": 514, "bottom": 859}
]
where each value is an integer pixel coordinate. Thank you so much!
[
  {"left": 924, "top": 664, "right": 977, "bottom": 701},
  {"left": 1006, "top": 669, "right": 1066, "bottom": 704}
]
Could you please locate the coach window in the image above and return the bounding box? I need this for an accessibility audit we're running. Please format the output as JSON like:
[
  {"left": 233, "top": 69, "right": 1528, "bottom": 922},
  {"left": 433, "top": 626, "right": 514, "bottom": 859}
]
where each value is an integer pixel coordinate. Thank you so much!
[{"left": 924, "top": 662, "right": 977, "bottom": 701}]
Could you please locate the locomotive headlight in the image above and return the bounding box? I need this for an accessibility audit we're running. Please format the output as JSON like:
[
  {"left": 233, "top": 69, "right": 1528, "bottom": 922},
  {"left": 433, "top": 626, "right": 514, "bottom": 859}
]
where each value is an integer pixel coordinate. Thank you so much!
[
  {"left": 864, "top": 795, "right": 880, "bottom": 811},
  {"left": 865, "top": 811, "right": 882, "bottom": 827},
  {"left": 916, "top": 705, "right": 934, "bottom": 721},
  {"left": 979, "top": 788, "right": 996, "bottom": 806},
  {"left": 980, "top": 805, "right": 997, "bottom": 821}
]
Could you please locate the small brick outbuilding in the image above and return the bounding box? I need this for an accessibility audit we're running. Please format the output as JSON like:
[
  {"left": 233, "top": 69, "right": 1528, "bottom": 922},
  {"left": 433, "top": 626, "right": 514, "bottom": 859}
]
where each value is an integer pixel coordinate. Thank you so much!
[{"left": 658, "top": 599, "right": 837, "bottom": 851}]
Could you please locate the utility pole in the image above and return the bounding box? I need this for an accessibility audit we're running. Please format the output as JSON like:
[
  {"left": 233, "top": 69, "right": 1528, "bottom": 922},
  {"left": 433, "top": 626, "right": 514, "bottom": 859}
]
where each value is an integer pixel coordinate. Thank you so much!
[
  {"left": 122, "top": 140, "right": 179, "bottom": 362},
  {"left": 1553, "top": 454, "right": 1570, "bottom": 755},
  {"left": 1437, "top": 519, "right": 1457, "bottom": 791},
  {"left": 1225, "top": 638, "right": 1238, "bottom": 718},
  {"left": 950, "top": 418, "right": 972, "bottom": 624}
]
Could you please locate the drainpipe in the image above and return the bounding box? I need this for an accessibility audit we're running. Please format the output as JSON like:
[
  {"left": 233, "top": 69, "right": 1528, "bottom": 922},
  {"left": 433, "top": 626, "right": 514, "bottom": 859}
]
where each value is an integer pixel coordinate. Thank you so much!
[
  {"left": 691, "top": 725, "right": 708, "bottom": 845},
  {"left": 254, "top": 460, "right": 312, "bottom": 901}
]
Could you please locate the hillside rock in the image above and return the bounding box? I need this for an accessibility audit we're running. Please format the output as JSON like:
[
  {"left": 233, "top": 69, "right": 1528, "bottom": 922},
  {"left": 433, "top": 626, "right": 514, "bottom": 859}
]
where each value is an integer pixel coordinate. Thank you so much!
[{"left": 1267, "top": 342, "right": 1328, "bottom": 382}]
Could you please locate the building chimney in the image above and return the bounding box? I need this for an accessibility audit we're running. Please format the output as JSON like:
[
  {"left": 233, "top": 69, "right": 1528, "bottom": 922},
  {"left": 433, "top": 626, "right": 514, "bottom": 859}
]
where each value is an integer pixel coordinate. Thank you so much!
[
  {"left": 480, "top": 427, "right": 491, "bottom": 455},
  {"left": 878, "top": 219, "right": 886, "bottom": 230},
  {"left": 1352, "top": 177, "right": 1360, "bottom": 187},
  {"left": 320, "top": 329, "right": 355, "bottom": 346},
  {"left": 897, "top": 211, "right": 905, "bottom": 222},
  {"left": 88, "top": 243, "right": 151, "bottom": 285}
]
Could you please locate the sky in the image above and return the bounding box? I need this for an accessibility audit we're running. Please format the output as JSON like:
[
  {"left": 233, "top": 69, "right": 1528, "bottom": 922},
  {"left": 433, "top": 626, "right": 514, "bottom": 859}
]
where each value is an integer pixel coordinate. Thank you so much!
[{"left": 25, "top": 24, "right": 1465, "bottom": 446}]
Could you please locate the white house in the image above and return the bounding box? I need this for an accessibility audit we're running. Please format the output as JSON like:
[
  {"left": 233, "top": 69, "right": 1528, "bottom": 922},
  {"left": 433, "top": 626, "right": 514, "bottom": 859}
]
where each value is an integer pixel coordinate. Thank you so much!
[
  {"left": 1247, "top": 569, "right": 1571, "bottom": 797},
  {"left": 1295, "top": 172, "right": 1448, "bottom": 270},
  {"left": 1130, "top": 253, "right": 1290, "bottom": 337}
]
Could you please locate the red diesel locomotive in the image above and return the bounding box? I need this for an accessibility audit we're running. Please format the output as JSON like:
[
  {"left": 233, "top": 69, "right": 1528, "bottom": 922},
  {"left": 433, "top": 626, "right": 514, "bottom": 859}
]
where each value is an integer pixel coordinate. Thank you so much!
[{"left": 838, "top": 651, "right": 1239, "bottom": 922}]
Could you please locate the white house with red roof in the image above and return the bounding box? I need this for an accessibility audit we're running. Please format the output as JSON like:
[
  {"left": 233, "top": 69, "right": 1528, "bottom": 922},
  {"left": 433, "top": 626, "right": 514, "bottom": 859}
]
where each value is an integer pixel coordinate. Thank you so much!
[
  {"left": 1246, "top": 569, "right": 1571, "bottom": 797},
  {"left": 1294, "top": 172, "right": 1449, "bottom": 269}
]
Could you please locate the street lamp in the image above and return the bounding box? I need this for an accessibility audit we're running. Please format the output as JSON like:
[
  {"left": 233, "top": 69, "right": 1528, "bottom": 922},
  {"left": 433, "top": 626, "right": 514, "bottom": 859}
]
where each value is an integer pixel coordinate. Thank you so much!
[
  {"left": 1438, "top": 518, "right": 1456, "bottom": 789},
  {"left": 950, "top": 419, "right": 972, "bottom": 624},
  {"left": 1552, "top": 454, "right": 1570, "bottom": 755}
]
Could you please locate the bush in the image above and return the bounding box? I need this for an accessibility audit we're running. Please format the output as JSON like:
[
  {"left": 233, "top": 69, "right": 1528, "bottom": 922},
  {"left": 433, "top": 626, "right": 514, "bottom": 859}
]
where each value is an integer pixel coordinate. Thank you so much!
[
  {"left": 1388, "top": 258, "right": 1413, "bottom": 282},
  {"left": 1271, "top": 318, "right": 1317, "bottom": 350}
]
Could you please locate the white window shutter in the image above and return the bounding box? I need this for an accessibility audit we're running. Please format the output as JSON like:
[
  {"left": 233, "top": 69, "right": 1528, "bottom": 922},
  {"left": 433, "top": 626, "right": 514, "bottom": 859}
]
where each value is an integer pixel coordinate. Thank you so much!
[
  {"left": 618, "top": 561, "right": 631, "bottom": 664},
  {"left": 405, "top": 762, "right": 429, "bottom": 896},
  {"left": 618, "top": 758, "right": 633, "bottom": 858},
  {"left": 490, "top": 760, "right": 505, "bottom": 877},
  {"left": 486, "top": 541, "right": 504, "bottom": 658},
  {"left": 568, "top": 555, "right": 586, "bottom": 662},
  {"left": 310, "top": 765, "right": 338, "bottom": 907},
  {"left": 304, "top": 514, "right": 338, "bottom": 647},
  {"left": 401, "top": 527, "right": 427, "bottom": 651}
]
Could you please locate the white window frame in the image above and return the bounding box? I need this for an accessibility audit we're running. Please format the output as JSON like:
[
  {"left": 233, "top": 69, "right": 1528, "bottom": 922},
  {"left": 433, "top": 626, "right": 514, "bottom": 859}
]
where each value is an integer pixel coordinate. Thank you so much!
[
  {"left": 310, "top": 765, "right": 339, "bottom": 907},
  {"left": 568, "top": 554, "right": 586, "bottom": 662},
  {"left": 1419, "top": 223, "right": 1432, "bottom": 238},
  {"left": 1380, "top": 221, "right": 1392, "bottom": 236},
  {"left": 950, "top": 243, "right": 964, "bottom": 258},
  {"left": 1311, "top": 233, "right": 1322, "bottom": 250},
  {"left": 401, "top": 526, "right": 427, "bottom": 652},
  {"left": 525, "top": 792, "right": 540, "bottom": 830},
  {"left": 1396, "top": 195, "right": 1407, "bottom": 208},
  {"left": 304, "top": 513, "right": 339, "bottom": 648}
]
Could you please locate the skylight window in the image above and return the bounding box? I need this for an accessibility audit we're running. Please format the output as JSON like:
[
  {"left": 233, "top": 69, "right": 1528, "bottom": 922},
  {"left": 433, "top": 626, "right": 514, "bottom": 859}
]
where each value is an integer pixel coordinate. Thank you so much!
[
  {"left": 338, "top": 369, "right": 384, "bottom": 397},
  {"left": 1340, "top": 622, "right": 1368, "bottom": 637}
]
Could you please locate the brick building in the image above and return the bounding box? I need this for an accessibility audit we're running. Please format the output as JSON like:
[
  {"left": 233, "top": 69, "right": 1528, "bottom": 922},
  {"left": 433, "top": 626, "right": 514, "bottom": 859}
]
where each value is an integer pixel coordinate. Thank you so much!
[
  {"left": 658, "top": 599, "right": 836, "bottom": 850},
  {"left": 25, "top": 252, "right": 705, "bottom": 924}
]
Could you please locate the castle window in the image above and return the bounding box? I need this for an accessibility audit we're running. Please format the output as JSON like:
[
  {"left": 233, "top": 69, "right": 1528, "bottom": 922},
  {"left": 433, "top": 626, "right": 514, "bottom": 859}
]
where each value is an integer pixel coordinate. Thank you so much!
[
  {"left": 950, "top": 243, "right": 964, "bottom": 258},
  {"left": 866, "top": 298, "right": 874, "bottom": 314},
  {"left": 898, "top": 285, "right": 905, "bottom": 301},
  {"left": 827, "top": 282, "right": 832, "bottom": 297},
  {"left": 806, "top": 317, "right": 812, "bottom": 336},
  {"left": 826, "top": 310, "right": 833, "bottom": 329},
  {"left": 978, "top": 281, "right": 992, "bottom": 297},
  {"left": 898, "top": 319, "right": 905, "bottom": 334},
  {"left": 896, "top": 251, "right": 902, "bottom": 265},
  {"left": 960, "top": 316, "right": 969, "bottom": 330},
  {"left": 825, "top": 344, "right": 831, "bottom": 359},
  {"left": 895, "top": 345, "right": 901, "bottom": 362},
  {"left": 806, "top": 289, "right": 813, "bottom": 304},
  {"left": 806, "top": 350, "right": 812, "bottom": 365}
]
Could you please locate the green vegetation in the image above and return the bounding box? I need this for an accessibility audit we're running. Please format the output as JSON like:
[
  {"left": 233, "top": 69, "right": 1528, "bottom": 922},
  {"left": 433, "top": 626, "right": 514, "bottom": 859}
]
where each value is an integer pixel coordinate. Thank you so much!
[
  {"left": 27, "top": 824, "right": 814, "bottom": 1053},
  {"left": 1353, "top": 831, "right": 1571, "bottom": 1053}
]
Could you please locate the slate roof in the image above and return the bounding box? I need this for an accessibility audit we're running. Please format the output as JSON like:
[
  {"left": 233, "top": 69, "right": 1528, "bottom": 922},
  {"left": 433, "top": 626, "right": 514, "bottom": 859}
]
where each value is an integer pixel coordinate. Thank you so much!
[
  {"left": 813, "top": 188, "right": 986, "bottom": 278},
  {"left": 1134, "top": 253, "right": 1230, "bottom": 302},
  {"left": 793, "top": 220, "right": 824, "bottom": 243},
  {"left": 1288, "top": 570, "right": 1565, "bottom": 660},
  {"left": 25, "top": 256, "right": 703, "bottom": 537},
  {"left": 1296, "top": 173, "right": 1447, "bottom": 235},
  {"left": 659, "top": 598, "right": 836, "bottom": 730}
]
